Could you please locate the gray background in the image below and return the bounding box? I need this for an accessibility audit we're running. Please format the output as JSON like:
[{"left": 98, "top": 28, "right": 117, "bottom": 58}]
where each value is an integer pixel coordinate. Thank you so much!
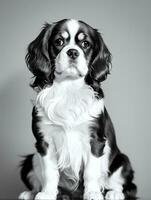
[{"left": 0, "top": 0, "right": 150, "bottom": 199}]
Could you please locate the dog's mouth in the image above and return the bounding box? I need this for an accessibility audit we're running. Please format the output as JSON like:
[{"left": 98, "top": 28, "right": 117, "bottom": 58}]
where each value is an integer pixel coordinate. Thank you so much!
[
  {"left": 55, "top": 66, "right": 83, "bottom": 79},
  {"left": 55, "top": 70, "right": 62, "bottom": 75},
  {"left": 54, "top": 55, "right": 86, "bottom": 80}
]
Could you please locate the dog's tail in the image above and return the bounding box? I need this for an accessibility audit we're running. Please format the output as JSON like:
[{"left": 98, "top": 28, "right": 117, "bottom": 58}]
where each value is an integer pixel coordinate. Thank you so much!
[{"left": 19, "top": 154, "right": 34, "bottom": 190}]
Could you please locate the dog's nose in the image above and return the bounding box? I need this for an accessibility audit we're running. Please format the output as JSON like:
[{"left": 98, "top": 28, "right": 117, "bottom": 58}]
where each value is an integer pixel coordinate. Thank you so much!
[{"left": 67, "top": 49, "right": 79, "bottom": 59}]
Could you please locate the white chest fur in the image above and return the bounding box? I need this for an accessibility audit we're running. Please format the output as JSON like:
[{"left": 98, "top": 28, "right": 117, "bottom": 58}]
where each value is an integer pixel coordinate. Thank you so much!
[
  {"left": 35, "top": 78, "right": 104, "bottom": 180},
  {"left": 36, "top": 78, "right": 104, "bottom": 127}
]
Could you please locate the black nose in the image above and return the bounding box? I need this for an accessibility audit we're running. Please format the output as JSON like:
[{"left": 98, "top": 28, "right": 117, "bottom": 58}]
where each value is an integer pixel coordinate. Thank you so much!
[{"left": 67, "top": 49, "right": 79, "bottom": 59}]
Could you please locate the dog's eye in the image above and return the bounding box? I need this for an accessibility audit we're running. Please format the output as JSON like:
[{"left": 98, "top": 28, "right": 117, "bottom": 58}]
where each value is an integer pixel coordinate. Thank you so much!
[
  {"left": 81, "top": 41, "right": 90, "bottom": 49},
  {"left": 55, "top": 38, "right": 64, "bottom": 46}
]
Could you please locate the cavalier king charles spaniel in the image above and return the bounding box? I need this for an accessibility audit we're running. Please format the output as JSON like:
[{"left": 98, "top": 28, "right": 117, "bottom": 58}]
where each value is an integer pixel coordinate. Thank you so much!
[{"left": 19, "top": 19, "right": 137, "bottom": 200}]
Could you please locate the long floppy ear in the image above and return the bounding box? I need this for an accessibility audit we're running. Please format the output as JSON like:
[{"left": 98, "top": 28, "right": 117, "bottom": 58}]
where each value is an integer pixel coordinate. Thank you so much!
[
  {"left": 25, "top": 23, "right": 55, "bottom": 90},
  {"left": 90, "top": 31, "right": 112, "bottom": 83}
]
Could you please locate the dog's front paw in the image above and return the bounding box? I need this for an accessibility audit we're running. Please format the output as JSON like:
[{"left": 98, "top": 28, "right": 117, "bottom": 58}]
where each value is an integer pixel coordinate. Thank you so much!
[
  {"left": 34, "top": 192, "right": 56, "bottom": 200},
  {"left": 84, "top": 191, "right": 104, "bottom": 200},
  {"left": 18, "top": 191, "right": 34, "bottom": 200},
  {"left": 105, "top": 191, "right": 125, "bottom": 200}
]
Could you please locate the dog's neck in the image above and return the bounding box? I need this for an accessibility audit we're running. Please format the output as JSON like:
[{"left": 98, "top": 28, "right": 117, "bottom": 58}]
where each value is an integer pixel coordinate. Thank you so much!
[{"left": 36, "top": 77, "right": 104, "bottom": 128}]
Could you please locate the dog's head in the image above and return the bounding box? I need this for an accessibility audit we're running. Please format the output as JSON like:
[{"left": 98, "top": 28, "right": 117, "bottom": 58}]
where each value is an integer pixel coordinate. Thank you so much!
[{"left": 26, "top": 19, "right": 111, "bottom": 90}]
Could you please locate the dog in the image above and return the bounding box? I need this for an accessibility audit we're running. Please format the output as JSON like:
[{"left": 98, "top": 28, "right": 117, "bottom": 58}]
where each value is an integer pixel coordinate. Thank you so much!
[{"left": 18, "top": 19, "right": 137, "bottom": 200}]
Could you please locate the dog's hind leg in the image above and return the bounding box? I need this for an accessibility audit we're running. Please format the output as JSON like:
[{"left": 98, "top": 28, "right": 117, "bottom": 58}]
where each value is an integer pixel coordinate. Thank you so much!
[{"left": 105, "top": 153, "right": 137, "bottom": 200}]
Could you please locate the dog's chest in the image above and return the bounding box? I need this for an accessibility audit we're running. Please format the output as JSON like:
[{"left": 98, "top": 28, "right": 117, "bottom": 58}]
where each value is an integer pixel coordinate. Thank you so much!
[
  {"left": 36, "top": 79, "right": 104, "bottom": 177},
  {"left": 36, "top": 78, "right": 104, "bottom": 128}
]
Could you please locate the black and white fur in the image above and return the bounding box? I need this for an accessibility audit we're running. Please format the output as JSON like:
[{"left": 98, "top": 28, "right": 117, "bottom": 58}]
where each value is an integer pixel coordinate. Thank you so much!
[{"left": 19, "top": 19, "right": 137, "bottom": 200}]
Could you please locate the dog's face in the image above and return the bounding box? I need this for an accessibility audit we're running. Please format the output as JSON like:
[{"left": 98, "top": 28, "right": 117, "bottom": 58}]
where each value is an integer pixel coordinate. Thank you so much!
[
  {"left": 50, "top": 19, "right": 94, "bottom": 80},
  {"left": 26, "top": 19, "right": 111, "bottom": 89}
]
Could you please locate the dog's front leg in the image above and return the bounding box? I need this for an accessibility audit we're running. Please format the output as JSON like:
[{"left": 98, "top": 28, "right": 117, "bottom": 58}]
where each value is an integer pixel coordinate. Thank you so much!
[
  {"left": 84, "top": 153, "right": 104, "bottom": 200},
  {"left": 35, "top": 140, "right": 59, "bottom": 200}
]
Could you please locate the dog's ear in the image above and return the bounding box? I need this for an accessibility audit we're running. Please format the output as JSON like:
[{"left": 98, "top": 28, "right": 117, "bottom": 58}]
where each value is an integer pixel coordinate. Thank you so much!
[
  {"left": 90, "top": 31, "right": 112, "bottom": 83},
  {"left": 26, "top": 23, "right": 55, "bottom": 90}
]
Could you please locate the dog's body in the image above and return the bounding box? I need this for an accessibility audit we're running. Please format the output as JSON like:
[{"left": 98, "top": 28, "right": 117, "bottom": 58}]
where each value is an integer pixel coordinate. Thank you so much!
[{"left": 19, "top": 19, "right": 136, "bottom": 200}]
